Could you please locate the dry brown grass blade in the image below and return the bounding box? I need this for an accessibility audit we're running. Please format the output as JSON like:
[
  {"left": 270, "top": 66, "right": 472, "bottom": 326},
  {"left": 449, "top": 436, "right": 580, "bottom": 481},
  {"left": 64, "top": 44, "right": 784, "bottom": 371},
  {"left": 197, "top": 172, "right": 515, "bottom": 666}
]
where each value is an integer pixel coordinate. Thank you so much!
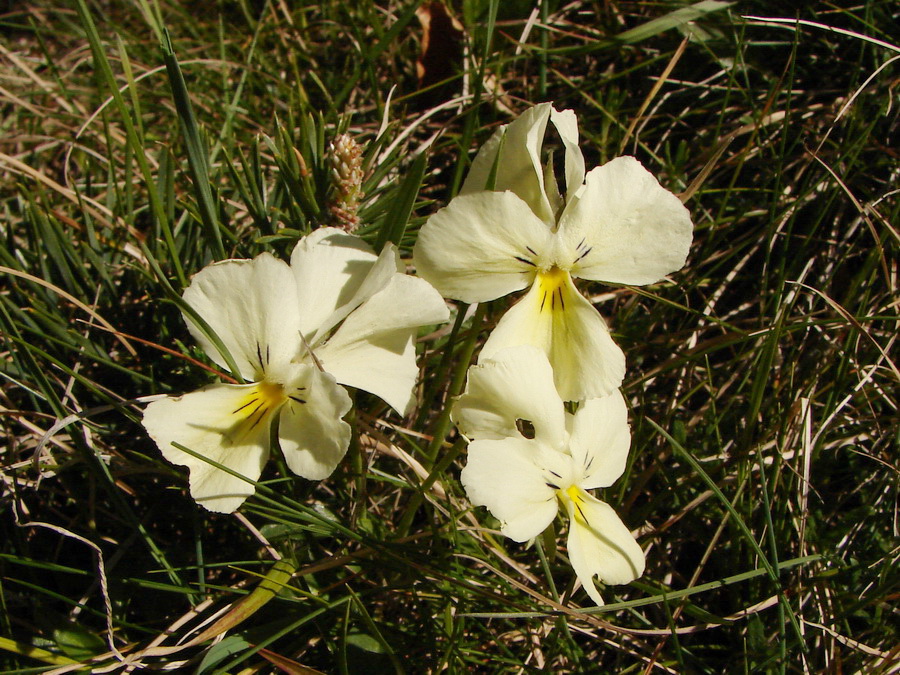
[
  {"left": 619, "top": 37, "right": 689, "bottom": 155},
  {"left": 1, "top": 266, "right": 137, "bottom": 356},
  {"left": 788, "top": 281, "right": 899, "bottom": 382},
  {"left": 0, "top": 152, "right": 148, "bottom": 263}
]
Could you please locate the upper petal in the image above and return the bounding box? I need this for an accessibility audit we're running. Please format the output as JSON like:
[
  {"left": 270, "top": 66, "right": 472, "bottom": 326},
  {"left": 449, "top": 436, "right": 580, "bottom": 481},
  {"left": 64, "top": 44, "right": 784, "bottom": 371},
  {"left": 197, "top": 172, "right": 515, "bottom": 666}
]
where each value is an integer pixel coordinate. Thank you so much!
[
  {"left": 413, "top": 191, "right": 553, "bottom": 303},
  {"left": 316, "top": 274, "right": 450, "bottom": 414},
  {"left": 291, "top": 227, "right": 398, "bottom": 341},
  {"left": 459, "top": 123, "right": 504, "bottom": 194},
  {"left": 460, "top": 103, "right": 555, "bottom": 223},
  {"left": 278, "top": 365, "right": 353, "bottom": 481},
  {"left": 452, "top": 344, "right": 567, "bottom": 448},
  {"left": 142, "top": 383, "right": 276, "bottom": 513},
  {"left": 182, "top": 253, "right": 301, "bottom": 382},
  {"left": 568, "top": 391, "right": 631, "bottom": 489},
  {"left": 549, "top": 107, "right": 586, "bottom": 205},
  {"left": 461, "top": 437, "right": 559, "bottom": 542},
  {"left": 558, "top": 156, "right": 693, "bottom": 285},
  {"left": 565, "top": 488, "right": 645, "bottom": 605},
  {"left": 479, "top": 270, "right": 626, "bottom": 401}
]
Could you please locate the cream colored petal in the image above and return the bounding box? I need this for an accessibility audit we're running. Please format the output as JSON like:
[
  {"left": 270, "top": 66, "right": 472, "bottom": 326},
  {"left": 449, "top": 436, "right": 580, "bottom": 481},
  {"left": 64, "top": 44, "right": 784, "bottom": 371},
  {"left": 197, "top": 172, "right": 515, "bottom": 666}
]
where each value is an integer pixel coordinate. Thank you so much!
[
  {"left": 413, "top": 191, "right": 553, "bottom": 303},
  {"left": 459, "top": 124, "right": 504, "bottom": 194},
  {"left": 558, "top": 157, "right": 693, "bottom": 285},
  {"left": 142, "top": 383, "right": 282, "bottom": 513},
  {"left": 182, "top": 254, "right": 301, "bottom": 382},
  {"left": 543, "top": 153, "right": 564, "bottom": 220},
  {"left": 309, "top": 242, "right": 404, "bottom": 348},
  {"left": 568, "top": 391, "right": 631, "bottom": 489},
  {"left": 549, "top": 107, "right": 586, "bottom": 204},
  {"left": 564, "top": 488, "right": 645, "bottom": 605},
  {"left": 291, "top": 227, "right": 394, "bottom": 340},
  {"left": 461, "top": 437, "right": 559, "bottom": 542},
  {"left": 317, "top": 274, "right": 449, "bottom": 414},
  {"left": 452, "top": 345, "right": 566, "bottom": 448},
  {"left": 277, "top": 365, "right": 353, "bottom": 481},
  {"left": 460, "top": 103, "right": 554, "bottom": 222},
  {"left": 324, "top": 333, "right": 418, "bottom": 415},
  {"left": 479, "top": 270, "right": 625, "bottom": 401}
]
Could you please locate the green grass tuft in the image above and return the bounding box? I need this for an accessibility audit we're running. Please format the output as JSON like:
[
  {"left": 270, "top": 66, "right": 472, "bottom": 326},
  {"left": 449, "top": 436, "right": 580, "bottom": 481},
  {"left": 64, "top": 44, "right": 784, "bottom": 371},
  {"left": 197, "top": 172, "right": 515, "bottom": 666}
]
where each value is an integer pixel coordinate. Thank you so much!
[{"left": 1, "top": 0, "right": 897, "bottom": 671}]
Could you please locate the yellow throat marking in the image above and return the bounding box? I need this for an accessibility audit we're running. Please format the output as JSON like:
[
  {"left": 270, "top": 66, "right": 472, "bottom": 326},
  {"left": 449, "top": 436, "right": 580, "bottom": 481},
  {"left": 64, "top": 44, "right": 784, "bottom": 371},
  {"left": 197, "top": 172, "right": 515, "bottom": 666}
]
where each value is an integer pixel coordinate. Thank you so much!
[
  {"left": 562, "top": 485, "right": 588, "bottom": 525},
  {"left": 536, "top": 266, "right": 570, "bottom": 314},
  {"left": 226, "top": 380, "right": 286, "bottom": 444}
]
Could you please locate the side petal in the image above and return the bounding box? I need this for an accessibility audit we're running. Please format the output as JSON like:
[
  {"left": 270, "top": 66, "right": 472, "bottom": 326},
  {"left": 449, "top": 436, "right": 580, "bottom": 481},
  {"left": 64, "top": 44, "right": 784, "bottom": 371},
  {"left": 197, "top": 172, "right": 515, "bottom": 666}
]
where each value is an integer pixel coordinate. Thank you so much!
[
  {"left": 461, "top": 437, "right": 559, "bottom": 542},
  {"left": 182, "top": 253, "right": 300, "bottom": 382},
  {"left": 565, "top": 488, "right": 645, "bottom": 605},
  {"left": 558, "top": 156, "right": 693, "bottom": 285},
  {"left": 452, "top": 344, "right": 567, "bottom": 448},
  {"left": 308, "top": 242, "right": 405, "bottom": 347},
  {"left": 479, "top": 272, "right": 625, "bottom": 401},
  {"left": 549, "top": 107, "right": 586, "bottom": 205},
  {"left": 568, "top": 391, "right": 631, "bottom": 489},
  {"left": 290, "top": 227, "right": 395, "bottom": 340},
  {"left": 461, "top": 103, "right": 555, "bottom": 223},
  {"left": 278, "top": 365, "right": 353, "bottom": 481},
  {"left": 413, "top": 191, "right": 553, "bottom": 303},
  {"left": 316, "top": 274, "right": 449, "bottom": 414},
  {"left": 142, "top": 383, "right": 276, "bottom": 513}
]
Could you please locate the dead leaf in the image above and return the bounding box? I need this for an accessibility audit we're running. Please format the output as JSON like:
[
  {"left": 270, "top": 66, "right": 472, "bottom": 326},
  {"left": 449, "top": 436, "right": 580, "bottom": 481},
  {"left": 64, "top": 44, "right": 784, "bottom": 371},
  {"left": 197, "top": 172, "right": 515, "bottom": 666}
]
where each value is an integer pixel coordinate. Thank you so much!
[{"left": 415, "top": 1, "right": 464, "bottom": 108}]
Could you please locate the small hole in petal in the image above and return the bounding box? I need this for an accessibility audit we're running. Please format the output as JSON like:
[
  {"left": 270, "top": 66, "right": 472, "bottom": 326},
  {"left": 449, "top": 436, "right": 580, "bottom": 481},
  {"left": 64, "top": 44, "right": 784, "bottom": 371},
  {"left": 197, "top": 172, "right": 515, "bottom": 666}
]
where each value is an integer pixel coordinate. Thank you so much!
[{"left": 515, "top": 418, "right": 536, "bottom": 439}]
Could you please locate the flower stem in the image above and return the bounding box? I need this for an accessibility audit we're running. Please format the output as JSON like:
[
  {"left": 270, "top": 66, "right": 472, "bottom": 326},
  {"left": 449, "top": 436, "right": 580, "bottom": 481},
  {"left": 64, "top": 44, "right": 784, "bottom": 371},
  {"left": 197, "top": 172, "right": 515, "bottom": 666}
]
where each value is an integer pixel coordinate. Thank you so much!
[
  {"left": 414, "top": 302, "right": 470, "bottom": 430},
  {"left": 424, "top": 303, "right": 486, "bottom": 465},
  {"left": 346, "top": 397, "right": 367, "bottom": 527},
  {"left": 396, "top": 438, "right": 466, "bottom": 538}
]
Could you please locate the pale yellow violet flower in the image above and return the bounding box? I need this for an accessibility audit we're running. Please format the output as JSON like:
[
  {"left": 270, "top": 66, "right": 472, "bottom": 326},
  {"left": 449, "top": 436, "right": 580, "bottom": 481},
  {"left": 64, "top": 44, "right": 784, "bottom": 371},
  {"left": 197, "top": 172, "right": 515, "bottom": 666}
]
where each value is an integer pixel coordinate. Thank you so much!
[
  {"left": 143, "top": 227, "right": 449, "bottom": 513},
  {"left": 414, "top": 103, "right": 693, "bottom": 401},
  {"left": 453, "top": 346, "right": 645, "bottom": 606}
]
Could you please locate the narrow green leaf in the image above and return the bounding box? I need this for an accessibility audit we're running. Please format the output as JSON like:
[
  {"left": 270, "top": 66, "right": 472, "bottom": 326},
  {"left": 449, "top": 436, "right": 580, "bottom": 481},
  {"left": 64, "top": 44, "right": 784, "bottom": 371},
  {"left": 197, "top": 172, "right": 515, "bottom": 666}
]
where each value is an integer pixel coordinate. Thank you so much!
[
  {"left": 375, "top": 151, "right": 428, "bottom": 251},
  {"left": 195, "top": 635, "right": 251, "bottom": 675},
  {"left": 53, "top": 625, "right": 106, "bottom": 660},
  {"left": 161, "top": 30, "right": 226, "bottom": 260},
  {"left": 72, "top": 0, "right": 184, "bottom": 284},
  {"left": 647, "top": 418, "right": 779, "bottom": 582},
  {"left": 0, "top": 636, "right": 79, "bottom": 667},
  {"left": 193, "top": 559, "right": 296, "bottom": 644},
  {"left": 615, "top": 1, "right": 733, "bottom": 44}
]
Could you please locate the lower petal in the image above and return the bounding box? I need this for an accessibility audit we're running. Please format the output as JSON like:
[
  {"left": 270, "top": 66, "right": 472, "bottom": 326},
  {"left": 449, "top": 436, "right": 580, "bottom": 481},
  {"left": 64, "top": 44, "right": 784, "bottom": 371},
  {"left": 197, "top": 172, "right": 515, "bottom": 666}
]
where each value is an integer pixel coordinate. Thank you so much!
[
  {"left": 278, "top": 366, "right": 353, "bottom": 481},
  {"left": 480, "top": 271, "right": 625, "bottom": 401},
  {"left": 142, "top": 383, "right": 277, "bottom": 513},
  {"left": 564, "top": 488, "right": 645, "bottom": 605}
]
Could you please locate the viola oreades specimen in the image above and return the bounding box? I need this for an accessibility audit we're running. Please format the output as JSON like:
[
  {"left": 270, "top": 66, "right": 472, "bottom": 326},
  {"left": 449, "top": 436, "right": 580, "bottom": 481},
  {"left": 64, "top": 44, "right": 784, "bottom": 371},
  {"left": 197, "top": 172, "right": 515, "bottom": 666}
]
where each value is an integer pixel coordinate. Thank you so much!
[
  {"left": 143, "top": 228, "right": 449, "bottom": 513},
  {"left": 453, "top": 346, "right": 645, "bottom": 606},
  {"left": 414, "top": 102, "right": 693, "bottom": 402}
]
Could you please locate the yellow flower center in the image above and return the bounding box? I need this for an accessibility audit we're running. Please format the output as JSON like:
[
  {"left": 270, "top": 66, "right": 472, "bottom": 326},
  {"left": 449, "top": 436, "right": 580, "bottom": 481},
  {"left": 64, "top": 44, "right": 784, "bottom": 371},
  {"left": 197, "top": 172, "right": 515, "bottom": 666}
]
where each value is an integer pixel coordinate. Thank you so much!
[
  {"left": 536, "top": 266, "right": 571, "bottom": 314},
  {"left": 561, "top": 485, "right": 588, "bottom": 525},
  {"left": 225, "top": 380, "right": 287, "bottom": 445}
]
